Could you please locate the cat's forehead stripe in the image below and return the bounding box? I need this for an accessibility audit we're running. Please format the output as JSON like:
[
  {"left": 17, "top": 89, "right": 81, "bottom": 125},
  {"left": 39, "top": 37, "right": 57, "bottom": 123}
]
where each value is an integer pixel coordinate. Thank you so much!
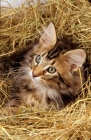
[
  {"left": 51, "top": 61, "right": 55, "bottom": 65},
  {"left": 42, "top": 53, "right": 46, "bottom": 57},
  {"left": 47, "top": 45, "right": 63, "bottom": 60}
]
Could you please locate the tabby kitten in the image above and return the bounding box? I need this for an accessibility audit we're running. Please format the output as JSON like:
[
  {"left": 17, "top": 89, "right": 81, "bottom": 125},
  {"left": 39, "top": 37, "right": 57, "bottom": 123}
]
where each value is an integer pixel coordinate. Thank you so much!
[{"left": 4, "top": 23, "right": 86, "bottom": 113}]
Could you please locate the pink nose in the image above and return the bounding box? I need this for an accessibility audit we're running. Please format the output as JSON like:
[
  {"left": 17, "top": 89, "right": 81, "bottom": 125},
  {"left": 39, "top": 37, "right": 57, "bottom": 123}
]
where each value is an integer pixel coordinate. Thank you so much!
[{"left": 32, "top": 72, "right": 37, "bottom": 78}]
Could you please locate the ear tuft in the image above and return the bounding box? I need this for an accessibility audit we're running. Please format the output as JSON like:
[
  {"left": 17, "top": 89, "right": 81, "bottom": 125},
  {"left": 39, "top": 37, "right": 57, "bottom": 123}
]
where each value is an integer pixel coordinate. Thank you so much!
[
  {"left": 63, "top": 49, "right": 86, "bottom": 72},
  {"left": 39, "top": 22, "right": 56, "bottom": 47}
]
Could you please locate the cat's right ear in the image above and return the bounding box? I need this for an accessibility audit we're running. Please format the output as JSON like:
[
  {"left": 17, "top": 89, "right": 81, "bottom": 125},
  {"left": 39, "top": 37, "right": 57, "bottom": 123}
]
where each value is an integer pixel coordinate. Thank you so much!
[
  {"left": 39, "top": 22, "right": 57, "bottom": 47},
  {"left": 63, "top": 49, "right": 86, "bottom": 72}
]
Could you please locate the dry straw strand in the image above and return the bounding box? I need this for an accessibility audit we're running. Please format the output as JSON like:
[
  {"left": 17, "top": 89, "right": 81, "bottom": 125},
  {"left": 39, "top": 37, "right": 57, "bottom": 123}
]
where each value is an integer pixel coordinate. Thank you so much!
[{"left": 0, "top": 0, "right": 91, "bottom": 140}]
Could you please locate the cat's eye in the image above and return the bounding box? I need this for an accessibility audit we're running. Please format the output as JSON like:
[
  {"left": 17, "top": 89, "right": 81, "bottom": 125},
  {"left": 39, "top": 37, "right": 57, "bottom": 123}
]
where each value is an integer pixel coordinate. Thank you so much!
[
  {"left": 35, "top": 55, "right": 41, "bottom": 63},
  {"left": 47, "top": 67, "right": 56, "bottom": 74}
]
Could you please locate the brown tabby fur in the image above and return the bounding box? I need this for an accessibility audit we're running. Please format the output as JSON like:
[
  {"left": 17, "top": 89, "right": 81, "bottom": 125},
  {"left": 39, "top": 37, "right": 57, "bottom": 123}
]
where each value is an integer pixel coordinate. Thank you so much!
[{"left": 1, "top": 23, "right": 86, "bottom": 115}]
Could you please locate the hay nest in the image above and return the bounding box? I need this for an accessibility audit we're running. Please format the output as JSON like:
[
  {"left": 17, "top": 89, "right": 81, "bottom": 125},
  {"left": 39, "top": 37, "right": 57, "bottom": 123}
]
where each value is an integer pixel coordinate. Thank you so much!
[{"left": 0, "top": 0, "right": 91, "bottom": 140}]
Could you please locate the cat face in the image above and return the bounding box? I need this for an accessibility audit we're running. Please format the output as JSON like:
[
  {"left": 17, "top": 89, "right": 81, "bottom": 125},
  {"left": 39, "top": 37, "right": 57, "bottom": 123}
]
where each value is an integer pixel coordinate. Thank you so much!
[{"left": 23, "top": 23, "right": 86, "bottom": 93}]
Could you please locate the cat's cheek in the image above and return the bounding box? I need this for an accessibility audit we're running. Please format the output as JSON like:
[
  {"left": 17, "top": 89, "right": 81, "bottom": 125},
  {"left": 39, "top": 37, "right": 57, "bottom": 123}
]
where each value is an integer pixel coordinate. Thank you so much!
[
  {"left": 29, "top": 71, "right": 32, "bottom": 77},
  {"left": 29, "top": 70, "right": 34, "bottom": 81}
]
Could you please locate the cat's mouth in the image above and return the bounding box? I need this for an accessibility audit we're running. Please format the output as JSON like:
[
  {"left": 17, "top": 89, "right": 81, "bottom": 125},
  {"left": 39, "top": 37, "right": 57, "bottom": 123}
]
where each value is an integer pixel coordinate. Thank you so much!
[{"left": 33, "top": 76, "right": 41, "bottom": 82}]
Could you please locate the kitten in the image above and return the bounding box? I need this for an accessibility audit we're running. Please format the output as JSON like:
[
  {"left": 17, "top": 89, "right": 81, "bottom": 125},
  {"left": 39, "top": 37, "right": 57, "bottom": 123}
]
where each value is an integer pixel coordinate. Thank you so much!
[{"left": 3, "top": 23, "right": 86, "bottom": 114}]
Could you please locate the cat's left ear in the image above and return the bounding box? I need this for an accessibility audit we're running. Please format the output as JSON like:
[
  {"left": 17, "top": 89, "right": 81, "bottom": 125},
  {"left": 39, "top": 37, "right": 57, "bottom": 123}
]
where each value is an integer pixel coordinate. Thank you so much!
[
  {"left": 63, "top": 49, "right": 86, "bottom": 72},
  {"left": 39, "top": 22, "right": 57, "bottom": 47}
]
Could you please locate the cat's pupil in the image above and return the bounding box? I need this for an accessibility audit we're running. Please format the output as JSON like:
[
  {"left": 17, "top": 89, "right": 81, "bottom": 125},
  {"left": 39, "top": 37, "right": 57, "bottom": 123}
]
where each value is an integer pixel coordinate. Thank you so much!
[
  {"left": 35, "top": 55, "right": 41, "bottom": 63},
  {"left": 47, "top": 67, "right": 56, "bottom": 73}
]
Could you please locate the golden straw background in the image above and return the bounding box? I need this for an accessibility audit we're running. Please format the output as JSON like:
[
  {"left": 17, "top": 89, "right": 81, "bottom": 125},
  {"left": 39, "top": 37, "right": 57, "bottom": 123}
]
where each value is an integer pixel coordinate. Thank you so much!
[{"left": 0, "top": 0, "right": 91, "bottom": 140}]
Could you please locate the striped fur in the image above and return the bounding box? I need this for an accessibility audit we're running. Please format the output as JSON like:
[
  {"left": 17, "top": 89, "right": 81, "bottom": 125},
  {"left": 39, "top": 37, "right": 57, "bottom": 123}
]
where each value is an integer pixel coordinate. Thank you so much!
[{"left": 4, "top": 23, "right": 86, "bottom": 114}]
